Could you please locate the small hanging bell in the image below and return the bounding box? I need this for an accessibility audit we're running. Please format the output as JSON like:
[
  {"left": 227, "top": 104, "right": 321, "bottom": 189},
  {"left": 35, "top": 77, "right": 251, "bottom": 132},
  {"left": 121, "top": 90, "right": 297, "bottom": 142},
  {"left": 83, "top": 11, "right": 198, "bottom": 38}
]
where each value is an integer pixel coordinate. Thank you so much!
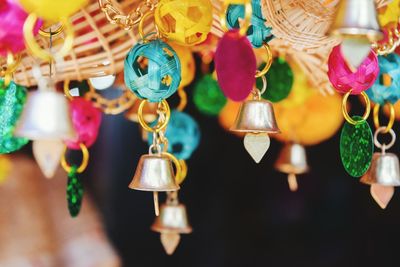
[
  {"left": 360, "top": 152, "right": 400, "bottom": 186},
  {"left": 329, "top": 0, "right": 383, "bottom": 42},
  {"left": 15, "top": 90, "right": 76, "bottom": 140},
  {"left": 151, "top": 194, "right": 192, "bottom": 255},
  {"left": 275, "top": 143, "right": 309, "bottom": 192},
  {"left": 231, "top": 98, "right": 280, "bottom": 163},
  {"left": 129, "top": 153, "right": 180, "bottom": 216}
]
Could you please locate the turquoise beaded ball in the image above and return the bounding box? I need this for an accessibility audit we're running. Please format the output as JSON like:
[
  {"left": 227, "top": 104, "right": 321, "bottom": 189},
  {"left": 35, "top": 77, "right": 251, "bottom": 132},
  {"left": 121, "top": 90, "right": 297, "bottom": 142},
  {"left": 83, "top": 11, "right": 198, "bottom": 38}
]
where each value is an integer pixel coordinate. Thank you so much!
[
  {"left": 366, "top": 53, "right": 400, "bottom": 104},
  {"left": 124, "top": 39, "right": 181, "bottom": 102},
  {"left": 0, "top": 80, "right": 28, "bottom": 154},
  {"left": 226, "top": 0, "right": 273, "bottom": 48},
  {"left": 148, "top": 110, "right": 200, "bottom": 160}
]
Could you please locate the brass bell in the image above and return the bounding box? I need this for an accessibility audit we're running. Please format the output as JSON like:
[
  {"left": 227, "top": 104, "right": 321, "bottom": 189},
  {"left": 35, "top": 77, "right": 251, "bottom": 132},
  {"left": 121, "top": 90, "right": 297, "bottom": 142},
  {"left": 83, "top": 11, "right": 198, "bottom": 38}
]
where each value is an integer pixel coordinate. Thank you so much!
[
  {"left": 151, "top": 203, "right": 192, "bottom": 234},
  {"left": 231, "top": 99, "right": 280, "bottom": 133},
  {"left": 151, "top": 193, "right": 192, "bottom": 255},
  {"left": 15, "top": 90, "right": 76, "bottom": 140},
  {"left": 360, "top": 153, "right": 400, "bottom": 186},
  {"left": 129, "top": 153, "right": 180, "bottom": 216},
  {"left": 275, "top": 143, "right": 309, "bottom": 192},
  {"left": 330, "top": 0, "right": 383, "bottom": 42}
]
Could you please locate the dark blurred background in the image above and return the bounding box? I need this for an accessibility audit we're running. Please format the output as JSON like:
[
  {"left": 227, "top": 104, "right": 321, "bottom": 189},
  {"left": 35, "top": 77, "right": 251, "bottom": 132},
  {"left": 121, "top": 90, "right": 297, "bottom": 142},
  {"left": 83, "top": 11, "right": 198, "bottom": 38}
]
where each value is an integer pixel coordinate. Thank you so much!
[{"left": 76, "top": 85, "right": 400, "bottom": 267}]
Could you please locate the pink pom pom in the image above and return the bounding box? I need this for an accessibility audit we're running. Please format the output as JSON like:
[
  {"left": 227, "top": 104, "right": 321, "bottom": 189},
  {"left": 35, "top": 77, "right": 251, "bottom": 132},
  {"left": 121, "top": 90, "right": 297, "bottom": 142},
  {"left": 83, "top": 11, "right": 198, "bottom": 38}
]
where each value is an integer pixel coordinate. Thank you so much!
[
  {"left": 0, "top": 0, "right": 42, "bottom": 56},
  {"left": 327, "top": 45, "right": 379, "bottom": 94},
  {"left": 65, "top": 97, "right": 102, "bottom": 150},
  {"left": 215, "top": 29, "right": 256, "bottom": 101}
]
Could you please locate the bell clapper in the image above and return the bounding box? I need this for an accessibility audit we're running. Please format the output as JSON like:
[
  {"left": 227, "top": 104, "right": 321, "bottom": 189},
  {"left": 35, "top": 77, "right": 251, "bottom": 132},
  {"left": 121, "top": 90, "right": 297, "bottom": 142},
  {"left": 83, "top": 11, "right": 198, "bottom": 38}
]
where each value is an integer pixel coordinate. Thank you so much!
[
  {"left": 154, "top": 191, "right": 160, "bottom": 216},
  {"left": 287, "top": 173, "right": 298, "bottom": 192},
  {"left": 244, "top": 132, "right": 270, "bottom": 163},
  {"left": 33, "top": 139, "right": 64, "bottom": 178},
  {"left": 160, "top": 233, "right": 181, "bottom": 255}
]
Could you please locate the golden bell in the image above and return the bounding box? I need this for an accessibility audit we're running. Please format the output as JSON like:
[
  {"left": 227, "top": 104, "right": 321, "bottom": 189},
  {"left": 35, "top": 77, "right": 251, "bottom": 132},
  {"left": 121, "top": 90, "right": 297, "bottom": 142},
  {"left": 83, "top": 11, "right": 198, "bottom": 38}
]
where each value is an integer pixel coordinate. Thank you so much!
[
  {"left": 129, "top": 154, "right": 180, "bottom": 192},
  {"left": 275, "top": 143, "right": 309, "bottom": 192},
  {"left": 361, "top": 153, "right": 400, "bottom": 186},
  {"left": 151, "top": 203, "right": 192, "bottom": 234},
  {"left": 275, "top": 143, "right": 309, "bottom": 174},
  {"left": 329, "top": 0, "right": 383, "bottom": 42},
  {"left": 15, "top": 91, "right": 76, "bottom": 140},
  {"left": 231, "top": 99, "right": 280, "bottom": 133}
]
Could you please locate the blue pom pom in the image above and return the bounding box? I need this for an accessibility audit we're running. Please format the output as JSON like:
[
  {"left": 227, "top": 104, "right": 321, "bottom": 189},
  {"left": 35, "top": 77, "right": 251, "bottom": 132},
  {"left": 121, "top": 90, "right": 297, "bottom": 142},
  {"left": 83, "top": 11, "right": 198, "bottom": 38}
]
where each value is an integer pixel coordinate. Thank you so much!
[
  {"left": 148, "top": 110, "right": 200, "bottom": 160},
  {"left": 367, "top": 53, "right": 400, "bottom": 104},
  {"left": 226, "top": 0, "right": 273, "bottom": 48},
  {"left": 124, "top": 39, "right": 181, "bottom": 102}
]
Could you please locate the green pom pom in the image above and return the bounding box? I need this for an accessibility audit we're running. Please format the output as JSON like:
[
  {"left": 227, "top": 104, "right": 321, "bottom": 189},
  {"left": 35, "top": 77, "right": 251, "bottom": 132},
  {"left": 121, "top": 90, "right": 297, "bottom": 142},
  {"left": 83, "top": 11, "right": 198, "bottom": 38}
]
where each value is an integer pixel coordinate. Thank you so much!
[{"left": 193, "top": 74, "right": 227, "bottom": 116}]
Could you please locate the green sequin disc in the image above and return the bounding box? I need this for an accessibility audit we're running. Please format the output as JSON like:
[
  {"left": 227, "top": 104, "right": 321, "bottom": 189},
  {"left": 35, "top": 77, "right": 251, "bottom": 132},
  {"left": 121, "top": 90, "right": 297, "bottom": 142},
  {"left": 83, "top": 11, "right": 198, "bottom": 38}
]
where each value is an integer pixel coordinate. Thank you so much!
[
  {"left": 257, "top": 57, "right": 294, "bottom": 103},
  {"left": 193, "top": 74, "right": 227, "bottom": 116},
  {"left": 0, "top": 80, "right": 28, "bottom": 154},
  {"left": 340, "top": 116, "right": 373, "bottom": 177},
  {"left": 66, "top": 165, "right": 84, "bottom": 217}
]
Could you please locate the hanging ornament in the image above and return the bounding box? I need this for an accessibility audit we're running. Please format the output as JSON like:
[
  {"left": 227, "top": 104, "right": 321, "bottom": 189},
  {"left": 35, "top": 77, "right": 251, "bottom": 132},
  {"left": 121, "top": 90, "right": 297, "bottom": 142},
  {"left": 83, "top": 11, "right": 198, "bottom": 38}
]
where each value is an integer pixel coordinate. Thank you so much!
[
  {"left": 148, "top": 110, "right": 200, "bottom": 160},
  {"left": 275, "top": 143, "right": 309, "bottom": 192},
  {"left": 151, "top": 191, "right": 192, "bottom": 255},
  {"left": 154, "top": 0, "right": 213, "bottom": 46},
  {"left": 327, "top": 45, "right": 379, "bottom": 94},
  {"left": 366, "top": 53, "right": 400, "bottom": 104},
  {"left": 361, "top": 126, "right": 400, "bottom": 209},
  {"left": 215, "top": 29, "right": 256, "bottom": 101},
  {"left": 329, "top": 0, "right": 383, "bottom": 69},
  {"left": 193, "top": 74, "right": 227, "bottom": 116},
  {"left": 33, "top": 140, "right": 64, "bottom": 178},
  {"left": 225, "top": 0, "right": 273, "bottom": 48},
  {"left": 0, "top": 0, "right": 42, "bottom": 56},
  {"left": 19, "top": 0, "right": 88, "bottom": 22},
  {"left": 168, "top": 43, "right": 195, "bottom": 87},
  {"left": 61, "top": 143, "right": 89, "bottom": 217},
  {"left": 124, "top": 39, "right": 181, "bottom": 102},
  {"left": 0, "top": 80, "right": 28, "bottom": 154},
  {"left": 257, "top": 57, "right": 293, "bottom": 103},
  {"left": 64, "top": 97, "right": 102, "bottom": 150}
]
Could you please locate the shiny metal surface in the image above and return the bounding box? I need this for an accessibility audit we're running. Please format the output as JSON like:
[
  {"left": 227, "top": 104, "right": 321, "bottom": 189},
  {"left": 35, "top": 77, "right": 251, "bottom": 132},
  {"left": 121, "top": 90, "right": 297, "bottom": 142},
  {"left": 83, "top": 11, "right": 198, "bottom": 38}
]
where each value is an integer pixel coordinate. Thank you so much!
[
  {"left": 275, "top": 143, "right": 309, "bottom": 174},
  {"left": 151, "top": 203, "right": 192, "bottom": 234},
  {"left": 14, "top": 91, "right": 76, "bottom": 140},
  {"left": 330, "top": 0, "right": 383, "bottom": 41},
  {"left": 129, "top": 154, "right": 180, "bottom": 192},
  {"left": 361, "top": 153, "right": 400, "bottom": 186},
  {"left": 125, "top": 100, "right": 158, "bottom": 123},
  {"left": 231, "top": 99, "right": 280, "bottom": 133}
]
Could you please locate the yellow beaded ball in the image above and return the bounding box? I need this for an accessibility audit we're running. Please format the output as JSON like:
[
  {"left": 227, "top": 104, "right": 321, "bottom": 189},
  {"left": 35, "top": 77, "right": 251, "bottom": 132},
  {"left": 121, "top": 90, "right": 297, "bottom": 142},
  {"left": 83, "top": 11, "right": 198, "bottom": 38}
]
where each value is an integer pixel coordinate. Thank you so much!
[
  {"left": 169, "top": 43, "right": 195, "bottom": 87},
  {"left": 19, "top": 0, "right": 88, "bottom": 21},
  {"left": 155, "top": 0, "right": 213, "bottom": 46}
]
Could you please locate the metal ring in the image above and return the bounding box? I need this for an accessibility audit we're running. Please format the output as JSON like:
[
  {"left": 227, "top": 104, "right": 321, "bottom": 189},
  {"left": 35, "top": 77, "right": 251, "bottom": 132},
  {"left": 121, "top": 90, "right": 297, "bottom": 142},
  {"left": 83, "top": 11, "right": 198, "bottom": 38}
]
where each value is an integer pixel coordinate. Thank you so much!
[
  {"left": 374, "top": 126, "right": 396, "bottom": 151},
  {"left": 138, "top": 99, "right": 170, "bottom": 133},
  {"left": 162, "top": 152, "right": 182, "bottom": 185},
  {"left": 63, "top": 79, "right": 74, "bottom": 100},
  {"left": 341, "top": 91, "right": 371, "bottom": 125},
  {"left": 23, "top": 14, "right": 74, "bottom": 61},
  {"left": 255, "top": 44, "right": 272, "bottom": 78},
  {"left": 177, "top": 159, "right": 187, "bottom": 185},
  {"left": 61, "top": 143, "right": 90, "bottom": 174},
  {"left": 138, "top": 10, "right": 160, "bottom": 42},
  {"left": 219, "top": 2, "right": 252, "bottom": 36},
  {"left": 373, "top": 102, "right": 395, "bottom": 134},
  {"left": 176, "top": 87, "right": 187, "bottom": 111},
  {"left": 148, "top": 143, "right": 162, "bottom": 155},
  {"left": 39, "top": 24, "right": 64, "bottom": 37}
]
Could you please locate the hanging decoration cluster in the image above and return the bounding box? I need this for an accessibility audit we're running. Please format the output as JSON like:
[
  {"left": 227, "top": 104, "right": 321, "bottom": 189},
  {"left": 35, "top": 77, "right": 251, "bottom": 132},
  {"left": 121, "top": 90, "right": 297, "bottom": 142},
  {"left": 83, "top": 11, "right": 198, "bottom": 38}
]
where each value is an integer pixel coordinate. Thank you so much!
[{"left": 0, "top": 0, "right": 399, "bottom": 257}]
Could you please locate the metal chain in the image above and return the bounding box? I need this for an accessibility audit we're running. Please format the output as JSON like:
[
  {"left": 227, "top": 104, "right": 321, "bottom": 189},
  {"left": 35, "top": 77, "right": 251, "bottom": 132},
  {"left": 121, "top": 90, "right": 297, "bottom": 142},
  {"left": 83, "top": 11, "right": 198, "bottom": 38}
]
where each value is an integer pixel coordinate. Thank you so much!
[
  {"left": 84, "top": 89, "right": 136, "bottom": 115},
  {"left": 98, "top": 0, "right": 157, "bottom": 30}
]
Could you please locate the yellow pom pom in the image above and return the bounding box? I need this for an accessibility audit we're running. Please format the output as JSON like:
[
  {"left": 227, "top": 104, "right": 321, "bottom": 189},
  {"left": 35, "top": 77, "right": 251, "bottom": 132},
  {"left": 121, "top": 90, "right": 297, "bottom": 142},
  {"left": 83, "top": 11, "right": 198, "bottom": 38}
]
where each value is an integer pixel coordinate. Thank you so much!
[
  {"left": 378, "top": 0, "right": 400, "bottom": 27},
  {"left": 169, "top": 43, "right": 195, "bottom": 87},
  {"left": 0, "top": 155, "right": 11, "bottom": 185},
  {"left": 155, "top": 0, "right": 213, "bottom": 46},
  {"left": 19, "top": 0, "right": 88, "bottom": 22}
]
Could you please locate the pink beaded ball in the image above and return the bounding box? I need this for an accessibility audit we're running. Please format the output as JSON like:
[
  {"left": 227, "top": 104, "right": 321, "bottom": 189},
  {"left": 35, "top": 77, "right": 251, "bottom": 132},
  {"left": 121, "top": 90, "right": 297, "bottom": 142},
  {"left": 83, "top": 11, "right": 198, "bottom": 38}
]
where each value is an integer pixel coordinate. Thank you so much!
[
  {"left": 65, "top": 97, "right": 102, "bottom": 150},
  {"left": 327, "top": 45, "right": 379, "bottom": 94},
  {"left": 215, "top": 29, "right": 257, "bottom": 101},
  {"left": 0, "top": 0, "right": 42, "bottom": 56}
]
